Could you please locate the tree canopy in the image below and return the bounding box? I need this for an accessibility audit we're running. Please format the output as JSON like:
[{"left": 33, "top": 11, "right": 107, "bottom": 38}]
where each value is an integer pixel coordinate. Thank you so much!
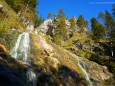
[{"left": 91, "top": 17, "right": 106, "bottom": 40}]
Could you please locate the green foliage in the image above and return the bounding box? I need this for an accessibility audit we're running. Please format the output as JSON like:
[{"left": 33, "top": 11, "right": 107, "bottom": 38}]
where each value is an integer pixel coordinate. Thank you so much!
[
  {"left": 53, "top": 17, "right": 67, "bottom": 45},
  {"left": 70, "top": 17, "right": 76, "bottom": 30},
  {"left": 76, "top": 15, "right": 88, "bottom": 29},
  {"left": 78, "top": 49, "right": 91, "bottom": 59},
  {"left": 105, "top": 10, "right": 114, "bottom": 30},
  {"left": 98, "top": 12, "right": 105, "bottom": 20},
  {"left": 43, "top": 35, "right": 52, "bottom": 42},
  {"left": 63, "top": 32, "right": 93, "bottom": 51},
  {"left": 98, "top": 10, "right": 115, "bottom": 39},
  {"left": 33, "top": 14, "right": 44, "bottom": 28},
  {"left": 0, "top": 1, "right": 25, "bottom": 33},
  {"left": 0, "top": 0, "right": 40, "bottom": 33},
  {"left": 53, "top": 34, "right": 62, "bottom": 45},
  {"left": 5, "top": 0, "right": 24, "bottom": 12},
  {"left": 47, "top": 12, "right": 56, "bottom": 19},
  {"left": 5, "top": 0, "right": 38, "bottom": 12},
  {"left": 91, "top": 17, "right": 106, "bottom": 40},
  {"left": 4, "top": 0, "right": 39, "bottom": 23},
  {"left": 58, "top": 8, "right": 66, "bottom": 18},
  {"left": 112, "top": 4, "right": 115, "bottom": 18}
]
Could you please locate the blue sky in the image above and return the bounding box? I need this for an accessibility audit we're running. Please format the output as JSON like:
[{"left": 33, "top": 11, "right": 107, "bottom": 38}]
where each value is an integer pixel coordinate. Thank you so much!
[{"left": 37, "top": 0, "right": 115, "bottom": 28}]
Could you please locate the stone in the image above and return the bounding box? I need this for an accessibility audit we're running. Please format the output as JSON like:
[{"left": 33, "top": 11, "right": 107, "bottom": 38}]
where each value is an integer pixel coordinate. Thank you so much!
[
  {"left": 38, "top": 19, "right": 53, "bottom": 34},
  {"left": 26, "top": 22, "right": 34, "bottom": 32}
]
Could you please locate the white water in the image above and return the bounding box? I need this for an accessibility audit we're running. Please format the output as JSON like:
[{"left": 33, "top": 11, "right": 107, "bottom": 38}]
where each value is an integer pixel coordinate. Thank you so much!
[
  {"left": 10, "top": 32, "right": 37, "bottom": 86},
  {"left": 26, "top": 68, "right": 37, "bottom": 86},
  {"left": 78, "top": 61, "right": 92, "bottom": 86}
]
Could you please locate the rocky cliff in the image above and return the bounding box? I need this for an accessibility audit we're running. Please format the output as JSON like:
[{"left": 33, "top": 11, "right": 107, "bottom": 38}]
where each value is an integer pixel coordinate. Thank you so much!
[
  {"left": 30, "top": 34, "right": 114, "bottom": 86},
  {"left": 0, "top": 1, "right": 115, "bottom": 86},
  {"left": 0, "top": 31, "right": 114, "bottom": 86}
]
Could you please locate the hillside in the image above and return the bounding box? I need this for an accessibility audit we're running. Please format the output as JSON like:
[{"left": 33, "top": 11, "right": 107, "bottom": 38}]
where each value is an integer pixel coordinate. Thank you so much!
[{"left": 0, "top": 0, "right": 115, "bottom": 86}]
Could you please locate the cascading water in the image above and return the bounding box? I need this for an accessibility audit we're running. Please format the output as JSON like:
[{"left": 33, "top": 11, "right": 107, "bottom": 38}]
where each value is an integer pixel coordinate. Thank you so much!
[
  {"left": 10, "top": 32, "right": 37, "bottom": 86},
  {"left": 78, "top": 61, "right": 92, "bottom": 86}
]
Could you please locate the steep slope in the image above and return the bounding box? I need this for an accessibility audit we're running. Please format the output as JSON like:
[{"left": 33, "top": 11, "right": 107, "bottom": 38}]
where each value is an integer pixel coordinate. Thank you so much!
[
  {"left": 36, "top": 18, "right": 115, "bottom": 81},
  {"left": 0, "top": 1, "right": 114, "bottom": 85},
  {"left": 31, "top": 34, "right": 114, "bottom": 86},
  {"left": 0, "top": 0, "right": 25, "bottom": 33},
  {"left": 0, "top": 31, "right": 114, "bottom": 86}
]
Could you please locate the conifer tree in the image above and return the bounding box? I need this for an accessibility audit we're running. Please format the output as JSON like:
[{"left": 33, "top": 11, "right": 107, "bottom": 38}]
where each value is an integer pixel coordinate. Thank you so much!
[
  {"left": 70, "top": 17, "right": 76, "bottom": 30},
  {"left": 112, "top": 4, "right": 115, "bottom": 18},
  {"left": 91, "top": 17, "right": 106, "bottom": 40},
  {"left": 76, "top": 15, "right": 88, "bottom": 29},
  {"left": 47, "top": 12, "right": 56, "bottom": 19},
  {"left": 53, "top": 17, "right": 67, "bottom": 45},
  {"left": 58, "top": 8, "right": 66, "bottom": 18}
]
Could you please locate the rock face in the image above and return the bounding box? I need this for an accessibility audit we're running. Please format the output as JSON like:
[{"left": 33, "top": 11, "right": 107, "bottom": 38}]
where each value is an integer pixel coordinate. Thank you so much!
[
  {"left": 0, "top": 43, "right": 26, "bottom": 86},
  {"left": 36, "top": 18, "right": 90, "bottom": 36},
  {"left": 18, "top": 13, "right": 34, "bottom": 32},
  {"left": 37, "top": 19, "right": 53, "bottom": 34},
  {"left": 31, "top": 34, "right": 114, "bottom": 86}
]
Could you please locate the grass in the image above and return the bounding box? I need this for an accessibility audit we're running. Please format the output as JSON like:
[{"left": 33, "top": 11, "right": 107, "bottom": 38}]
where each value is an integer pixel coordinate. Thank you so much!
[{"left": 0, "top": 0, "right": 25, "bottom": 33}]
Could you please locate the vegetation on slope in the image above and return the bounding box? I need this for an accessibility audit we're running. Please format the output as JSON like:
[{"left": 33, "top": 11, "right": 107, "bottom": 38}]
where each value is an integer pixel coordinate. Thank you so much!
[
  {"left": 0, "top": 0, "right": 25, "bottom": 33},
  {"left": 44, "top": 6, "right": 115, "bottom": 80}
]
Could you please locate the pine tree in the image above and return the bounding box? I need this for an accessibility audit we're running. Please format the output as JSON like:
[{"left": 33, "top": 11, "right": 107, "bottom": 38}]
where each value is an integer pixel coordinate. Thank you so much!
[
  {"left": 47, "top": 12, "right": 56, "bottom": 19},
  {"left": 70, "top": 17, "right": 76, "bottom": 30},
  {"left": 76, "top": 15, "right": 88, "bottom": 29},
  {"left": 58, "top": 8, "right": 66, "bottom": 18},
  {"left": 105, "top": 10, "right": 113, "bottom": 30},
  {"left": 53, "top": 17, "right": 67, "bottom": 45},
  {"left": 91, "top": 17, "right": 106, "bottom": 40},
  {"left": 99, "top": 10, "right": 115, "bottom": 57},
  {"left": 112, "top": 4, "right": 115, "bottom": 18},
  {"left": 98, "top": 10, "right": 115, "bottom": 38}
]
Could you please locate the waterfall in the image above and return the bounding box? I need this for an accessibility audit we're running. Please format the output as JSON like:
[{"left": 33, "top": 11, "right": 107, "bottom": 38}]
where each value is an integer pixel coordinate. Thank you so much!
[
  {"left": 10, "top": 32, "right": 37, "bottom": 86},
  {"left": 78, "top": 61, "right": 92, "bottom": 86}
]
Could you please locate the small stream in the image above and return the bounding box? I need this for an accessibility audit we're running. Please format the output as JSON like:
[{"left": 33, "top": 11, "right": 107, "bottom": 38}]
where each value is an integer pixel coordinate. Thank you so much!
[{"left": 78, "top": 61, "right": 92, "bottom": 86}]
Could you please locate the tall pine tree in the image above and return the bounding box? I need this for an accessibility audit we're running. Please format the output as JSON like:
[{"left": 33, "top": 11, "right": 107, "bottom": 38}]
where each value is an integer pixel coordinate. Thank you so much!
[
  {"left": 53, "top": 17, "right": 67, "bottom": 45},
  {"left": 91, "top": 17, "right": 106, "bottom": 40}
]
